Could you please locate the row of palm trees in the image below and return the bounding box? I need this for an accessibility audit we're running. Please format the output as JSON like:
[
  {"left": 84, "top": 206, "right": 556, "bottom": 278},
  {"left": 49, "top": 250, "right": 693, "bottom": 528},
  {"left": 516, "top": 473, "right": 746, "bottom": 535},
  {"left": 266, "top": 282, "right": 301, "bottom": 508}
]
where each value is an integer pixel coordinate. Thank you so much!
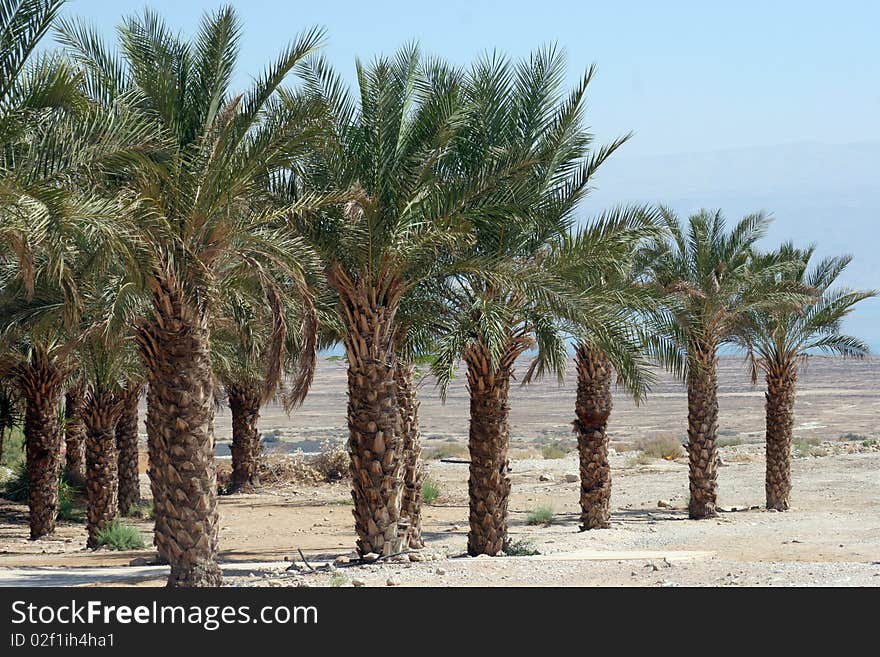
[{"left": 0, "top": 1, "right": 874, "bottom": 586}]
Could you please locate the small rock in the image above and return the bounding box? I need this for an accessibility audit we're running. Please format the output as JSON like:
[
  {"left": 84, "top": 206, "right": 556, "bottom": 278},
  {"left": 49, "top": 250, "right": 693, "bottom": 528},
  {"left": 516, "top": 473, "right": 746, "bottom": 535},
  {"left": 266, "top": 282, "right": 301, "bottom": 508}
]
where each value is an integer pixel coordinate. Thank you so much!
[
  {"left": 351, "top": 578, "right": 366, "bottom": 587},
  {"left": 334, "top": 556, "right": 349, "bottom": 565},
  {"left": 538, "top": 473, "right": 554, "bottom": 482},
  {"left": 435, "top": 567, "right": 447, "bottom": 575},
  {"left": 129, "top": 557, "right": 149, "bottom": 567},
  {"left": 647, "top": 562, "right": 660, "bottom": 572},
  {"left": 386, "top": 577, "right": 399, "bottom": 586},
  {"left": 408, "top": 552, "right": 425, "bottom": 562},
  {"left": 362, "top": 552, "right": 380, "bottom": 562},
  {"left": 564, "top": 474, "right": 579, "bottom": 483},
  {"left": 657, "top": 500, "right": 670, "bottom": 508}
]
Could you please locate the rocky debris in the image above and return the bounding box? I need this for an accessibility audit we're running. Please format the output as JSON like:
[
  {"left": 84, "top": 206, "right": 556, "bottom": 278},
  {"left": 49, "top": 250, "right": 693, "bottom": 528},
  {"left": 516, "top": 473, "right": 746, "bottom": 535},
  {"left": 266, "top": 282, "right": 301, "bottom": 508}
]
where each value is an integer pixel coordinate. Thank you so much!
[
  {"left": 563, "top": 474, "right": 579, "bottom": 483},
  {"left": 435, "top": 567, "right": 447, "bottom": 575},
  {"left": 386, "top": 577, "right": 399, "bottom": 586},
  {"left": 657, "top": 500, "right": 670, "bottom": 508},
  {"left": 538, "top": 473, "right": 554, "bottom": 482},
  {"left": 351, "top": 578, "right": 366, "bottom": 587},
  {"left": 362, "top": 552, "right": 380, "bottom": 562}
]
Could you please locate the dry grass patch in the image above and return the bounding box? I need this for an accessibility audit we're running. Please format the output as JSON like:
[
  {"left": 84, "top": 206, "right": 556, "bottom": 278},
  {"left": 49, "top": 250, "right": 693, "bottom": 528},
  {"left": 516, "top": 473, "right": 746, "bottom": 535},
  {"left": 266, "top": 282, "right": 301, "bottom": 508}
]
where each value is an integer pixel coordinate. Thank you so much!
[{"left": 636, "top": 433, "right": 685, "bottom": 460}]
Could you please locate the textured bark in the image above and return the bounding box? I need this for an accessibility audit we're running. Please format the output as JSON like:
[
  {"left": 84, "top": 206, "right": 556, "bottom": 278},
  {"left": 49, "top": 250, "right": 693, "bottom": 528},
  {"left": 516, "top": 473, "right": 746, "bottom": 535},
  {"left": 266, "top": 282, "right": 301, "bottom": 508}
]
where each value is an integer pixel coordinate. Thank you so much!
[
  {"left": 64, "top": 382, "right": 87, "bottom": 487},
  {"left": 16, "top": 351, "right": 65, "bottom": 539},
  {"left": 84, "top": 387, "right": 122, "bottom": 548},
  {"left": 395, "top": 362, "right": 424, "bottom": 549},
  {"left": 116, "top": 383, "right": 142, "bottom": 515},
  {"left": 332, "top": 269, "right": 405, "bottom": 557},
  {"left": 686, "top": 339, "right": 719, "bottom": 519},
  {"left": 765, "top": 360, "right": 797, "bottom": 511},
  {"left": 136, "top": 280, "right": 222, "bottom": 587},
  {"left": 226, "top": 382, "right": 262, "bottom": 494},
  {"left": 573, "top": 344, "right": 613, "bottom": 530},
  {"left": 465, "top": 343, "right": 518, "bottom": 556}
]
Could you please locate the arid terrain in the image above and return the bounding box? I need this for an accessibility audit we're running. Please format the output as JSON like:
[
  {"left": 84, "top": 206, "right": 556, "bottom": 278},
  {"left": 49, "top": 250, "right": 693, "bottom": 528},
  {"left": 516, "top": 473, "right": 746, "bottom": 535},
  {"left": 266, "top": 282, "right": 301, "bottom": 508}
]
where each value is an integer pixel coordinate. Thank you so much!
[{"left": 1, "top": 355, "right": 878, "bottom": 586}]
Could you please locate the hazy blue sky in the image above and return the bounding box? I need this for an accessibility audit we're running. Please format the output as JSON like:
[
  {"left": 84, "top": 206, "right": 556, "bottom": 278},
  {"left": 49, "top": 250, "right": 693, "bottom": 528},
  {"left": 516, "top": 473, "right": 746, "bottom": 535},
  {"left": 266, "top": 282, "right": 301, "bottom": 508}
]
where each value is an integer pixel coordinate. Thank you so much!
[{"left": 59, "top": 1, "right": 880, "bottom": 346}]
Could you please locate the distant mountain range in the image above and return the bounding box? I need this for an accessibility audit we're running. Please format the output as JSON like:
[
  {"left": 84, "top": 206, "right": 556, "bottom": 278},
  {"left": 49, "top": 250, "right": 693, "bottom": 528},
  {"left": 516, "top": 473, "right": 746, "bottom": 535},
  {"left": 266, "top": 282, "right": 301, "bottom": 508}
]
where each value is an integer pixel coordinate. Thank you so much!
[{"left": 583, "top": 140, "right": 880, "bottom": 351}]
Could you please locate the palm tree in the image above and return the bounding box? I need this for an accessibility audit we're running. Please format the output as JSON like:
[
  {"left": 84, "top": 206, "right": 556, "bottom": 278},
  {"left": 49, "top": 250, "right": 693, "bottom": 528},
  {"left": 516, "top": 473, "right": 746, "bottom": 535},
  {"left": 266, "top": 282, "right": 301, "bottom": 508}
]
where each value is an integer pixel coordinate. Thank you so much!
[
  {"left": 1, "top": 0, "right": 157, "bottom": 540},
  {"left": 58, "top": 7, "right": 323, "bottom": 585},
  {"left": 63, "top": 379, "right": 86, "bottom": 486},
  {"left": 212, "top": 272, "right": 319, "bottom": 494},
  {"left": 115, "top": 379, "right": 143, "bottom": 515},
  {"left": 735, "top": 244, "right": 876, "bottom": 510},
  {"left": 554, "top": 207, "right": 671, "bottom": 530},
  {"left": 641, "top": 209, "right": 811, "bottom": 518},
  {"left": 430, "top": 49, "right": 629, "bottom": 555},
  {"left": 292, "top": 48, "right": 510, "bottom": 556}
]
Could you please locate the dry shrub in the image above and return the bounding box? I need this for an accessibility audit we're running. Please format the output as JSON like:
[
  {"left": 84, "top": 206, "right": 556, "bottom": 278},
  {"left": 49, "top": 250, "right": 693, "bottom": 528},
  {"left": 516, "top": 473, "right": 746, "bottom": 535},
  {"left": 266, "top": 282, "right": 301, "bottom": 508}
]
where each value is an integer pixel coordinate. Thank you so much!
[
  {"left": 422, "top": 443, "right": 469, "bottom": 460},
  {"left": 217, "top": 440, "right": 350, "bottom": 492},
  {"left": 312, "top": 440, "right": 349, "bottom": 481},
  {"left": 637, "top": 433, "right": 685, "bottom": 460}
]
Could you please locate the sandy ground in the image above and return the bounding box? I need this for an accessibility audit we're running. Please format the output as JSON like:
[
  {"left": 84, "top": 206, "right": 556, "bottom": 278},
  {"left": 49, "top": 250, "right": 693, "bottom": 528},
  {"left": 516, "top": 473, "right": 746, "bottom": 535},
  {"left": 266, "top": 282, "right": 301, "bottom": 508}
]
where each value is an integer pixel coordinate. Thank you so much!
[{"left": 0, "top": 355, "right": 878, "bottom": 586}]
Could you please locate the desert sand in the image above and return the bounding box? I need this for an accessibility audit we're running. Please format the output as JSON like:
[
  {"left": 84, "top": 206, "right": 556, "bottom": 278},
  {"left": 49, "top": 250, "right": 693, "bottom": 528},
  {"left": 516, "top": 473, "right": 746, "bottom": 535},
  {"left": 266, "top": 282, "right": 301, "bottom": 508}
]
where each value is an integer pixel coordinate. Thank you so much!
[{"left": 1, "top": 355, "right": 878, "bottom": 586}]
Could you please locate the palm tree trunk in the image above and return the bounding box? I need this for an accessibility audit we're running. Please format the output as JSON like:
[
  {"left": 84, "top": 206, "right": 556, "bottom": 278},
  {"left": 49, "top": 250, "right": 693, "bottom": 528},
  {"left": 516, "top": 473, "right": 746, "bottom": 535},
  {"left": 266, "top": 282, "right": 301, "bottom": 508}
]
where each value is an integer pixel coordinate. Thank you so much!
[
  {"left": 116, "top": 383, "right": 142, "bottom": 515},
  {"left": 136, "top": 284, "right": 222, "bottom": 587},
  {"left": 84, "top": 387, "right": 121, "bottom": 548},
  {"left": 395, "top": 362, "right": 424, "bottom": 549},
  {"left": 465, "top": 344, "right": 513, "bottom": 556},
  {"left": 333, "top": 272, "right": 405, "bottom": 557},
  {"left": 16, "top": 350, "right": 65, "bottom": 539},
  {"left": 686, "top": 340, "right": 719, "bottom": 519},
  {"left": 765, "top": 360, "right": 797, "bottom": 511},
  {"left": 64, "top": 381, "right": 87, "bottom": 487},
  {"left": 573, "top": 343, "right": 613, "bottom": 530},
  {"left": 226, "top": 382, "right": 262, "bottom": 493}
]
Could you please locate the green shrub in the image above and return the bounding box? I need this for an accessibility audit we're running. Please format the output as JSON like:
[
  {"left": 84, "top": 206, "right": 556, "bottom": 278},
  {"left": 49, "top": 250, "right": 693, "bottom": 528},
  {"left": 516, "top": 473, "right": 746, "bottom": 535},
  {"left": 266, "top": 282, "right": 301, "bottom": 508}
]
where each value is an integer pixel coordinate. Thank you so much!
[
  {"left": 793, "top": 437, "right": 821, "bottom": 458},
  {"left": 841, "top": 432, "right": 866, "bottom": 442},
  {"left": 94, "top": 520, "right": 146, "bottom": 551},
  {"left": 329, "top": 573, "right": 348, "bottom": 587},
  {"left": 506, "top": 539, "right": 540, "bottom": 556},
  {"left": 717, "top": 436, "right": 743, "bottom": 448},
  {"left": 0, "top": 426, "right": 24, "bottom": 469},
  {"left": 541, "top": 444, "right": 568, "bottom": 459},
  {"left": 422, "top": 478, "right": 441, "bottom": 504},
  {"left": 125, "top": 500, "right": 154, "bottom": 520},
  {"left": 325, "top": 355, "right": 344, "bottom": 362},
  {"left": 57, "top": 478, "right": 83, "bottom": 521},
  {"left": 526, "top": 505, "right": 554, "bottom": 525}
]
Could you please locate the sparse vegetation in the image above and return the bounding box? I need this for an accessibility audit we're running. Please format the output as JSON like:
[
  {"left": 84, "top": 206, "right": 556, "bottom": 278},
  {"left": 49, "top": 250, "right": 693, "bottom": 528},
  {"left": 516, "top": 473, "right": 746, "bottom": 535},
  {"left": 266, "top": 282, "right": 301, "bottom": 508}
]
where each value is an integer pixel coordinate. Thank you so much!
[
  {"left": 718, "top": 436, "right": 744, "bottom": 448},
  {"left": 93, "top": 520, "right": 146, "bottom": 551},
  {"left": 841, "top": 433, "right": 866, "bottom": 442},
  {"left": 329, "top": 573, "right": 348, "bottom": 587},
  {"left": 422, "top": 478, "right": 441, "bottom": 504},
  {"left": 125, "top": 500, "right": 155, "bottom": 521},
  {"left": 526, "top": 505, "right": 554, "bottom": 525},
  {"left": 793, "top": 437, "right": 822, "bottom": 458},
  {"left": 506, "top": 539, "right": 540, "bottom": 556},
  {"left": 637, "top": 434, "right": 685, "bottom": 460},
  {"left": 312, "top": 441, "right": 349, "bottom": 482},
  {"left": 0, "top": 426, "right": 24, "bottom": 470},
  {"left": 422, "top": 444, "right": 469, "bottom": 461},
  {"left": 626, "top": 453, "right": 653, "bottom": 467},
  {"left": 541, "top": 443, "right": 568, "bottom": 459}
]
